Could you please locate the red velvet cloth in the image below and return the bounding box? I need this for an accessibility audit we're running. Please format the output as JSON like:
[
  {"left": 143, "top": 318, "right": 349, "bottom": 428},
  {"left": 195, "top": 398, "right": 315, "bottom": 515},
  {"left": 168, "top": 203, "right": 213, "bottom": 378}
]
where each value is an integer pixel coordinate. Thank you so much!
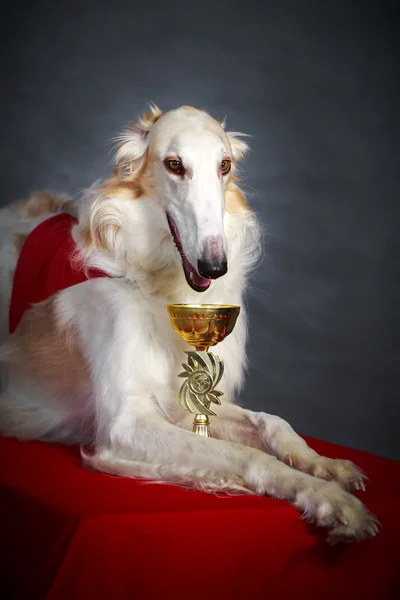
[
  {"left": 9, "top": 213, "right": 108, "bottom": 334},
  {"left": 0, "top": 435, "right": 398, "bottom": 599}
]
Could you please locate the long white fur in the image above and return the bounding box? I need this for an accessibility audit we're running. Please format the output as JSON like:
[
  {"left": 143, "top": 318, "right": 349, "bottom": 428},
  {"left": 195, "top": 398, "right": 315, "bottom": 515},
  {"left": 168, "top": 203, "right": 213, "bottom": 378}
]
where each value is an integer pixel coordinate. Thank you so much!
[{"left": 0, "top": 105, "right": 379, "bottom": 542}]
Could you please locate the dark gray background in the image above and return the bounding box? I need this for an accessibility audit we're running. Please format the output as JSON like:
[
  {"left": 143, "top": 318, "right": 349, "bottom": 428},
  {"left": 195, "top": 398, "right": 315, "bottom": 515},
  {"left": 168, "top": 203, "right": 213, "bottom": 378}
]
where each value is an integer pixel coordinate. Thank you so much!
[{"left": 1, "top": 0, "right": 399, "bottom": 459}]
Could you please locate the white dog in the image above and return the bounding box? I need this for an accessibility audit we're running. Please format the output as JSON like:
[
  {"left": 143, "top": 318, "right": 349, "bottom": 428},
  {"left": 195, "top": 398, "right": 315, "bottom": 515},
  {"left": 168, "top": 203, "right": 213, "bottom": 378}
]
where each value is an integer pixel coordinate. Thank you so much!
[{"left": 0, "top": 105, "right": 378, "bottom": 543}]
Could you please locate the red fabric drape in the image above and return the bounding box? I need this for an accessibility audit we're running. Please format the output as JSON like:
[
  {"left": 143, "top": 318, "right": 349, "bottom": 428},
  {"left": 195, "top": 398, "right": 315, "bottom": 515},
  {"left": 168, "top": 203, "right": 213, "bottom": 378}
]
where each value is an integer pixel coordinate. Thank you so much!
[
  {"left": 9, "top": 213, "right": 108, "bottom": 334},
  {"left": 0, "top": 435, "right": 398, "bottom": 599}
]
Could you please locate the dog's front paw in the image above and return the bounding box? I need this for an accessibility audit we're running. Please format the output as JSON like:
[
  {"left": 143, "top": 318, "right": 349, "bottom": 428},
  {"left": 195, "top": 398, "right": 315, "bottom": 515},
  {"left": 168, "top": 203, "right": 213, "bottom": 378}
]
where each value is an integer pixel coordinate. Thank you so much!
[
  {"left": 311, "top": 457, "right": 367, "bottom": 492},
  {"left": 285, "top": 453, "right": 367, "bottom": 492},
  {"left": 296, "top": 481, "right": 380, "bottom": 544}
]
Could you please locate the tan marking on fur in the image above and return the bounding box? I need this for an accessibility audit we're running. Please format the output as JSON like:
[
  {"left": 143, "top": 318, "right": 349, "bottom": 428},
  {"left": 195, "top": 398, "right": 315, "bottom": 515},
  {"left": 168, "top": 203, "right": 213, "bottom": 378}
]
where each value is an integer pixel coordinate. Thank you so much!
[
  {"left": 99, "top": 179, "right": 143, "bottom": 200},
  {"left": 10, "top": 199, "right": 29, "bottom": 216},
  {"left": 8, "top": 296, "right": 89, "bottom": 386},
  {"left": 137, "top": 104, "right": 163, "bottom": 127},
  {"left": 133, "top": 153, "right": 155, "bottom": 197},
  {"left": 225, "top": 182, "right": 250, "bottom": 213},
  {"left": 112, "top": 153, "right": 155, "bottom": 197},
  {"left": 115, "top": 106, "right": 162, "bottom": 183},
  {"left": 26, "top": 192, "right": 67, "bottom": 217},
  {"left": 10, "top": 191, "right": 76, "bottom": 218},
  {"left": 119, "top": 105, "right": 163, "bottom": 153}
]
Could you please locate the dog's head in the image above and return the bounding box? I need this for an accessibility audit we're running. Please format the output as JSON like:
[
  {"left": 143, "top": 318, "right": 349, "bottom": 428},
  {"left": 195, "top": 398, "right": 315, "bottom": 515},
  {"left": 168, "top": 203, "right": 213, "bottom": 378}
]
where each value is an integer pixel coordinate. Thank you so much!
[{"left": 114, "top": 105, "right": 249, "bottom": 292}]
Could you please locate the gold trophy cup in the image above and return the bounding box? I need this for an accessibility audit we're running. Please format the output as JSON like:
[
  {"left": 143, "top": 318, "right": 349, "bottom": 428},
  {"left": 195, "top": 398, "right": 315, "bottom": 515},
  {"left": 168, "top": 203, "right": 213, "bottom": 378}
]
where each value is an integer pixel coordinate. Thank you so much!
[{"left": 167, "top": 304, "right": 240, "bottom": 438}]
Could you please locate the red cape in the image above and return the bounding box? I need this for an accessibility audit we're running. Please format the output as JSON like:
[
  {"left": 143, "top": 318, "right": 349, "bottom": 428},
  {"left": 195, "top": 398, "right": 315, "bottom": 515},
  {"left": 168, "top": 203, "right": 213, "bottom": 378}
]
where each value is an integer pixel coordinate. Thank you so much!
[{"left": 9, "top": 213, "right": 108, "bottom": 333}]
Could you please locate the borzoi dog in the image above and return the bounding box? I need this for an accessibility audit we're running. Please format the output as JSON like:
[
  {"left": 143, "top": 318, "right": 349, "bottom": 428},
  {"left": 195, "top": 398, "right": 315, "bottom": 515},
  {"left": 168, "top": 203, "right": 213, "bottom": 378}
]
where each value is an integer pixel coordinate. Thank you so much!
[{"left": 0, "top": 105, "right": 378, "bottom": 543}]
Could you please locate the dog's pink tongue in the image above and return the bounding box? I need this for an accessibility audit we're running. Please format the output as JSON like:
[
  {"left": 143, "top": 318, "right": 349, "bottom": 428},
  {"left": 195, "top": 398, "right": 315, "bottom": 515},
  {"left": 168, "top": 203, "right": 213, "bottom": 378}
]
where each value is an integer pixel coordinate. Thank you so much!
[{"left": 190, "top": 270, "right": 211, "bottom": 288}]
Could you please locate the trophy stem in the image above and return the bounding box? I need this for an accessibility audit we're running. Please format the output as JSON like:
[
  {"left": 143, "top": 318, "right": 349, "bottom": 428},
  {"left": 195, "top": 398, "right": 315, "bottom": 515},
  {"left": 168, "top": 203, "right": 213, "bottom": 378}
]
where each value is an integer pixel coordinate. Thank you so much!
[
  {"left": 193, "top": 414, "right": 210, "bottom": 437},
  {"left": 168, "top": 304, "right": 240, "bottom": 441}
]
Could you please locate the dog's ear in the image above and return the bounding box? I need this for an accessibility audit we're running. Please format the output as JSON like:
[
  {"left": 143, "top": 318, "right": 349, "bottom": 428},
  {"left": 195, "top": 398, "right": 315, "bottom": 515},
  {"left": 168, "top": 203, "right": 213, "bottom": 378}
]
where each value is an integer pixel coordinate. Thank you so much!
[
  {"left": 218, "top": 116, "right": 250, "bottom": 161},
  {"left": 226, "top": 131, "right": 250, "bottom": 162},
  {"left": 115, "top": 104, "right": 163, "bottom": 177}
]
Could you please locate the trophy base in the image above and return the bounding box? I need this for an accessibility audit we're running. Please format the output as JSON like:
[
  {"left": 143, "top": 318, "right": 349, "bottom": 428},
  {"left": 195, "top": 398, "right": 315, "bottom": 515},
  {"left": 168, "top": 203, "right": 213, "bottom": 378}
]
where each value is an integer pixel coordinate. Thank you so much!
[{"left": 193, "top": 414, "right": 210, "bottom": 437}]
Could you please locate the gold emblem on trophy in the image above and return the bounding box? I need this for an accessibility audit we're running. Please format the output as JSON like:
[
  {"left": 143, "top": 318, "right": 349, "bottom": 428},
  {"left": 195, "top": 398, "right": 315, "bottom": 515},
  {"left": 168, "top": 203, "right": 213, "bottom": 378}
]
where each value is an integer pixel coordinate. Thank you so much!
[{"left": 167, "top": 304, "right": 240, "bottom": 437}]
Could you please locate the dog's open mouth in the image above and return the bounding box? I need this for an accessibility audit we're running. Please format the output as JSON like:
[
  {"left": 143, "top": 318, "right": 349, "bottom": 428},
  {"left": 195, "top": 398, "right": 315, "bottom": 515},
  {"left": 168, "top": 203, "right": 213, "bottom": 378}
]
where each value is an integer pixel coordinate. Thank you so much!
[{"left": 166, "top": 213, "right": 211, "bottom": 293}]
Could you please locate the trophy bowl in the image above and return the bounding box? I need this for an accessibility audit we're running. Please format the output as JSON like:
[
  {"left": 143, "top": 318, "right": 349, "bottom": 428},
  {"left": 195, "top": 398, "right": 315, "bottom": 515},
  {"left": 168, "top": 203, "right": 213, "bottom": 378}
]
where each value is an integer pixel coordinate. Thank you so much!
[
  {"left": 167, "top": 304, "right": 240, "bottom": 351},
  {"left": 167, "top": 304, "right": 240, "bottom": 437}
]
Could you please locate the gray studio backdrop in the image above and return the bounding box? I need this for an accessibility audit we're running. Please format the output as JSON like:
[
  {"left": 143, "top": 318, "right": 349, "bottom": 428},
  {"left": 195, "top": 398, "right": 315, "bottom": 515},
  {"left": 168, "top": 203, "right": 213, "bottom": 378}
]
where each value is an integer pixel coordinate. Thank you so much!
[{"left": 1, "top": 1, "right": 398, "bottom": 459}]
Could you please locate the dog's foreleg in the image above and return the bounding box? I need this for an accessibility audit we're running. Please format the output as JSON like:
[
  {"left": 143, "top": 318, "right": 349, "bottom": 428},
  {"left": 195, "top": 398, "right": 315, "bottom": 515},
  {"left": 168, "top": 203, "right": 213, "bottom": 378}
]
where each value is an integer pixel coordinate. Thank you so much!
[
  {"left": 90, "top": 409, "right": 378, "bottom": 542},
  {"left": 175, "top": 403, "right": 367, "bottom": 492},
  {"left": 244, "top": 408, "right": 368, "bottom": 493}
]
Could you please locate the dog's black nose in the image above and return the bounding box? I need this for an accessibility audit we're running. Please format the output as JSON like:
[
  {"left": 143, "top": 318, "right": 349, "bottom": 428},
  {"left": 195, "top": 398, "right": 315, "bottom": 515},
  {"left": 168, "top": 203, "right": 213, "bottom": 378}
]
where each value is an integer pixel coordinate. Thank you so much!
[{"left": 197, "top": 258, "right": 228, "bottom": 280}]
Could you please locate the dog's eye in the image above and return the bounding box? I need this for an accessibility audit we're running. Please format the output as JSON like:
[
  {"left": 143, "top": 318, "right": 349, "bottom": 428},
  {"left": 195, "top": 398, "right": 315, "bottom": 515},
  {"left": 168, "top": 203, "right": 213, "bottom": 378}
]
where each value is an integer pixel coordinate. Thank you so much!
[
  {"left": 221, "top": 159, "right": 231, "bottom": 175},
  {"left": 165, "top": 159, "right": 184, "bottom": 175}
]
